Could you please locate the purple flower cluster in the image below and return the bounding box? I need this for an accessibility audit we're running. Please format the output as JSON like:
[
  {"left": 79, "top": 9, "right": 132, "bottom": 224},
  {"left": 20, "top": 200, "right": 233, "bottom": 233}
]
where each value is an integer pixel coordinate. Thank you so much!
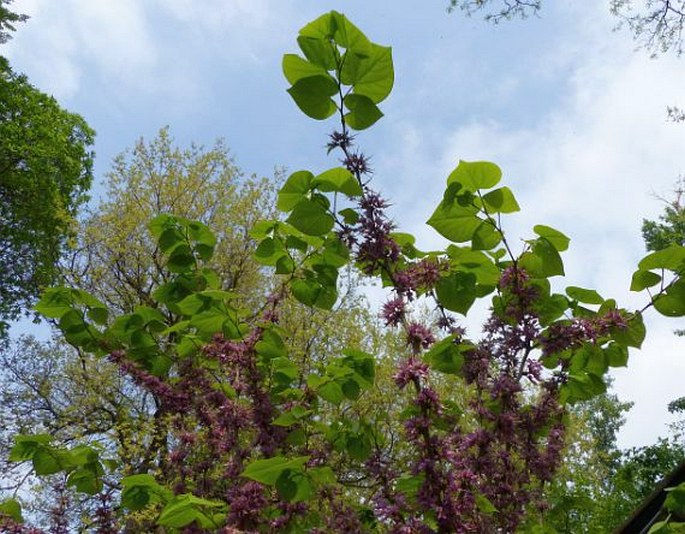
[
  {"left": 405, "top": 322, "right": 435, "bottom": 352},
  {"left": 344, "top": 191, "right": 401, "bottom": 275},
  {"left": 539, "top": 309, "right": 629, "bottom": 357},
  {"left": 394, "top": 258, "right": 445, "bottom": 295},
  {"left": 392, "top": 356, "right": 429, "bottom": 389},
  {"left": 381, "top": 295, "right": 406, "bottom": 326}
]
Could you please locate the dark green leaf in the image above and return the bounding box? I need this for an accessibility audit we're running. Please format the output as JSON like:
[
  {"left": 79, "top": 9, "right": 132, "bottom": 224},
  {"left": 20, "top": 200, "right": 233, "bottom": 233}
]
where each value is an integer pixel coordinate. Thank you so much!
[
  {"left": 639, "top": 245, "right": 685, "bottom": 271},
  {"left": 611, "top": 312, "right": 645, "bottom": 348},
  {"left": 33, "top": 447, "right": 62, "bottom": 475},
  {"left": 424, "top": 335, "right": 466, "bottom": 375},
  {"left": 276, "top": 470, "right": 298, "bottom": 501},
  {"left": 435, "top": 272, "right": 477, "bottom": 315},
  {"left": 286, "top": 200, "right": 335, "bottom": 236},
  {"left": 630, "top": 269, "right": 662, "bottom": 291}
]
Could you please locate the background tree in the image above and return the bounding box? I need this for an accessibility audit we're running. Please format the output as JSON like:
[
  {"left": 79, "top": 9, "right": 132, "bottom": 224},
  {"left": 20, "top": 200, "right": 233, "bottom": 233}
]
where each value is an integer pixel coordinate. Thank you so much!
[
  {"left": 0, "top": 0, "right": 26, "bottom": 45},
  {"left": 0, "top": 0, "right": 95, "bottom": 339},
  {"left": 447, "top": 0, "right": 685, "bottom": 57},
  {"left": 0, "top": 128, "right": 390, "bottom": 531}
]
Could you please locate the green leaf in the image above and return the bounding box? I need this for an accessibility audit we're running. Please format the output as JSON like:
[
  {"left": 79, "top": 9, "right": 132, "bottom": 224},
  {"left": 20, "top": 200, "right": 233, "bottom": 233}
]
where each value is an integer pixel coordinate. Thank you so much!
[
  {"left": 341, "top": 348, "right": 375, "bottom": 384},
  {"left": 254, "top": 237, "right": 288, "bottom": 266},
  {"left": 612, "top": 312, "right": 645, "bottom": 349},
  {"left": 533, "top": 225, "right": 570, "bottom": 252},
  {"left": 9, "top": 434, "right": 53, "bottom": 461},
  {"left": 639, "top": 245, "right": 685, "bottom": 271},
  {"left": 424, "top": 335, "right": 466, "bottom": 375},
  {"left": 606, "top": 343, "right": 629, "bottom": 367},
  {"left": 283, "top": 54, "right": 329, "bottom": 85},
  {"left": 435, "top": 272, "right": 477, "bottom": 315},
  {"left": 341, "top": 378, "right": 361, "bottom": 400},
  {"left": 566, "top": 286, "right": 604, "bottom": 304},
  {"left": 287, "top": 75, "right": 338, "bottom": 120},
  {"left": 241, "top": 456, "right": 309, "bottom": 486},
  {"left": 276, "top": 470, "right": 298, "bottom": 501},
  {"left": 330, "top": 11, "right": 372, "bottom": 55},
  {"left": 481, "top": 186, "right": 520, "bottom": 214},
  {"left": 291, "top": 278, "right": 321, "bottom": 307},
  {"left": 395, "top": 474, "right": 425, "bottom": 502},
  {"left": 472, "top": 219, "right": 501, "bottom": 250},
  {"left": 33, "top": 447, "right": 62, "bottom": 475},
  {"left": 312, "top": 167, "right": 363, "bottom": 197},
  {"left": 346, "top": 435, "right": 372, "bottom": 461},
  {"left": 427, "top": 198, "right": 481, "bottom": 243},
  {"left": 286, "top": 199, "right": 335, "bottom": 236},
  {"left": 475, "top": 494, "right": 498, "bottom": 514},
  {"left": 664, "top": 482, "right": 685, "bottom": 514},
  {"left": 630, "top": 269, "right": 662, "bottom": 291},
  {"left": 256, "top": 329, "right": 287, "bottom": 360},
  {"left": 319, "top": 380, "right": 346, "bottom": 404},
  {"left": 35, "top": 287, "right": 73, "bottom": 318},
  {"left": 654, "top": 293, "right": 685, "bottom": 317},
  {"left": 86, "top": 306, "right": 108, "bottom": 325},
  {"left": 338, "top": 208, "right": 359, "bottom": 224},
  {"left": 121, "top": 474, "right": 169, "bottom": 510},
  {"left": 158, "top": 498, "right": 198, "bottom": 528},
  {"left": 520, "top": 238, "right": 565, "bottom": 278},
  {"left": 278, "top": 170, "right": 314, "bottom": 212},
  {"left": 344, "top": 93, "right": 384, "bottom": 130},
  {"left": 148, "top": 214, "right": 175, "bottom": 238},
  {"left": 447, "top": 160, "right": 502, "bottom": 191},
  {"left": 342, "top": 44, "right": 394, "bottom": 103},
  {"left": 0, "top": 499, "right": 23, "bottom": 522},
  {"left": 67, "top": 467, "right": 102, "bottom": 495},
  {"left": 297, "top": 35, "right": 336, "bottom": 70}
]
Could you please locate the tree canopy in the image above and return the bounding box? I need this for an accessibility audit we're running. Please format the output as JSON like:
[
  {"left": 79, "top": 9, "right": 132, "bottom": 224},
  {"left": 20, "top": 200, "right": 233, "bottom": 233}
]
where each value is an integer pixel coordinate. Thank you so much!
[
  {"left": 0, "top": 4, "right": 94, "bottom": 338},
  {"left": 2, "top": 7, "right": 685, "bottom": 533}
]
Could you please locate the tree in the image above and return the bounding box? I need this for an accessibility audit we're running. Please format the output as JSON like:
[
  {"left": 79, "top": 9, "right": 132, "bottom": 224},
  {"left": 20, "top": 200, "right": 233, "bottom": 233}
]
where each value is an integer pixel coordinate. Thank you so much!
[
  {"left": 0, "top": 6, "right": 95, "bottom": 338},
  {"left": 0, "top": 0, "right": 26, "bottom": 45},
  {"left": 534, "top": 385, "right": 635, "bottom": 531},
  {"left": 5, "top": 10, "right": 685, "bottom": 533},
  {"left": 0, "top": 128, "right": 386, "bottom": 531},
  {"left": 447, "top": 0, "right": 685, "bottom": 57}
]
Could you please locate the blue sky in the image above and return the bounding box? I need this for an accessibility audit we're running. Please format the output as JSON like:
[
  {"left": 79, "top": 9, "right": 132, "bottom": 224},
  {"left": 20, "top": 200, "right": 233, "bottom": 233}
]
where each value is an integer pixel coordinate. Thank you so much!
[{"left": 5, "top": 0, "right": 685, "bottom": 448}]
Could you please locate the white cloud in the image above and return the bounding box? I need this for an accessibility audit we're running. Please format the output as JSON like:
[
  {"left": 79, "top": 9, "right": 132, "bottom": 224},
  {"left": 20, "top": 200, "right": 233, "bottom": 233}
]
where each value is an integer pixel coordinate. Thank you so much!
[
  {"left": 374, "top": 5, "right": 685, "bottom": 449},
  {"left": 6, "top": 0, "right": 157, "bottom": 98}
]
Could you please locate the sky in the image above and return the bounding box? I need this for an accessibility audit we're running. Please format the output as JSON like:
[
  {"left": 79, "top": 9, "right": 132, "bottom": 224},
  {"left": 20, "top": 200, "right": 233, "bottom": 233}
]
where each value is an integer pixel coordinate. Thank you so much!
[{"left": 4, "top": 0, "right": 685, "bottom": 449}]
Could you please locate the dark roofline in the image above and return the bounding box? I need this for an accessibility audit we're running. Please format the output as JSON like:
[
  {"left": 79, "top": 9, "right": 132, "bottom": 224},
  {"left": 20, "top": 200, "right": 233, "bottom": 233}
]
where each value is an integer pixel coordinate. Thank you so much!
[{"left": 615, "top": 460, "right": 685, "bottom": 534}]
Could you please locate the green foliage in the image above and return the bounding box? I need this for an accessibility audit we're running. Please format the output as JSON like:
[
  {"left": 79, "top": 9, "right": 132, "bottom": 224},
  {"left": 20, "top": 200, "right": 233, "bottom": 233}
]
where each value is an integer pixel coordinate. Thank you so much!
[
  {"left": 7, "top": 9, "right": 685, "bottom": 533},
  {"left": 283, "top": 10, "right": 393, "bottom": 130},
  {"left": 0, "top": 61, "right": 94, "bottom": 337},
  {"left": 0, "top": 0, "right": 27, "bottom": 45}
]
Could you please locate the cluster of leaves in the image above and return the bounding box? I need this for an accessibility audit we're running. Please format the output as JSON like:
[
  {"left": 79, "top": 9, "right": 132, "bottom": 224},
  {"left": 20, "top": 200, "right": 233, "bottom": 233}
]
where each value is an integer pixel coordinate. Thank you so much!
[
  {"left": 0, "top": 52, "right": 94, "bottom": 339},
  {"left": 2, "top": 9, "right": 685, "bottom": 533}
]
